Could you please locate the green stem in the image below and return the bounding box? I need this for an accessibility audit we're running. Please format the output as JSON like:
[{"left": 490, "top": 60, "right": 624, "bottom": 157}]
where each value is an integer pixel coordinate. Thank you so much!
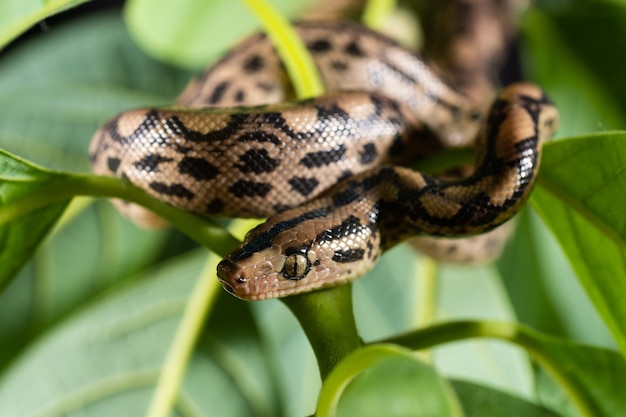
[
  {"left": 146, "top": 255, "right": 222, "bottom": 417},
  {"left": 281, "top": 284, "right": 362, "bottom": 380},
  {"left": 0, "top": 173, "right": 240, "bottom": 256},
  {"left": 382, "top": 320, "right": 597, "bottom": 417},
  {"left": 242, "top": 0, "right": 324, "bottom": 98},
  {"left": 362, "top": 0, "right": 397, "bottom": 29}
]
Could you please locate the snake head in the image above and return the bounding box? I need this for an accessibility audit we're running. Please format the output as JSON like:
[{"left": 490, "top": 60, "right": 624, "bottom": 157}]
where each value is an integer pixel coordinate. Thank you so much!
[{"left": 216, "top": 206, "right": 379, "bottom": 300}]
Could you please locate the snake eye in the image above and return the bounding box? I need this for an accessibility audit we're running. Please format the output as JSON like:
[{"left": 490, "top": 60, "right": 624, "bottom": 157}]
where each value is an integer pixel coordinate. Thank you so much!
[{"left": 282, "top": 249, "right": 311, "bottom": 280}]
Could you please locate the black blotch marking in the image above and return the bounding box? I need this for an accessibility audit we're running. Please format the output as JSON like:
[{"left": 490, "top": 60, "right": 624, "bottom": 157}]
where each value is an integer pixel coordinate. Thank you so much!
[
  {"left": 235, "top": 90, "right": 245, "bottom": 103},
  {"left": 368, "top": 95, "right": 385, "bottom": 118},
  {"left": 359, "top": 143, "right": 378, "bottom": 164},
  {"left": 308, "top": 39, "right": 332, "bottom": 52},
  {"left": 174, "top": 144, "right": 192, "bottom": 154},
  {"left": 389, "top": 134, "right": 405, "bottom": 157},
  {"left": 382, "top": 58, "right": 418, "bottom": 84},
  {"left": 313, "top": 259, "right": 321, "bottom": 266},
  {"left": 237, "top": 131, "right": 283, "bottom": 146},
  {"left": 288, "top": 176, "right": 319, "bottom": 197},
  {"left": 149, "top": 182, "right": 194, "bottom": 199},
  {"left": 178, "top": 156, "right": 220, "bottom": 181},
  {"left": 332, "top": 188, "right": 360, "bottom": 207},
  {"left": 106, "top": 110, "right": 160, "bottom": 145},
  {"left": 316, "top": 103, "right": 350, "bottom": 123},
  {"left": 228, "top": 180, "right": 272, "bottom": 198},
  {"left": 256, "top": 81, "right": 275, "bottom": 92},
  {"left": 206, "top": 198, "right": 225, "bottom": 213},
  {"left": 107, "top": 157, "right": 121, "bottom": 173},
  {"left": 331, "top": 61, "right": 348, "bottom": 72},
  {"left": 333, "top": 167, "right": 398, "bottom": 208},
  {"left": 243, "top": 54, "right": 264, "bottom": 73},
  {"left": 345, "top": 41, "right": 365, "bottom": 57},
  {"left": 209, "top": 81, "right": 229, "bottom": 104},
  {"left": 316, "top": 215, "right": 363, "bottom": 243},
  {"left": 285, "top": 246, "right": 308, "bottom": 256},
  {"left": 366, "top": 240, "right": 374, "bottom": 258},
  {"left": 236, "top": 149, "right": 280, "bottom": 174},
  {"left": 453, "top": 1, "right": 475, "bottom": 35},
  {"left": 273, "top": 203, "right": 293, "bottom": 212},
  {"left": 231, "top": 207, "right": 330, "bottom": 261},
  {"left": 133, "top": 154, "right": 173, "bottom": 172},
  {"left": 332, "top": 248, "right": 365, "bottom": 263},
  {"left": 337, "top": 170, "right": 353, "bottom": 182},
  {"left": 299, "top": 144, "right": 346, "bottom": 168},
  {"left": 166, "top": 113, "right": 246, "bottom": 143}
]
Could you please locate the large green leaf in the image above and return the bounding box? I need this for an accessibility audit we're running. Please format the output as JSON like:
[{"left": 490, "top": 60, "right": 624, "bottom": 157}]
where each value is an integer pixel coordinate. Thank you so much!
[
  {"left": 0, "top": 11, "right": 190, "bottom": 171},
  {"left": 0, "top": 251, "right": 279, "bottom": 417},
  {"left": 533, "top": 0, "right": 626, "bottom": 116},
  {"left": 317, "top": 344, "right": 464, "bottom": 417},
  {"left": 532, "top": 335, "right": 626, "bottom": 417},
  {"left": 532, "top": 133, "right": 626, "bottom": 354},
  {"left": 0, "top": 150, "right": 70, "bottom": 290},
  {"left": 124, "top": 0, "right": 317, "bottom": 69},
  {"left": 453, "top": 380, "right": 561, "bottom": 417},
  {"left": 0, "top": 0, "right": 89, "bottom": 50},
  {"left": 386, "top": 321, "right": 626, "bottom": 417},
  {"left": 0, "top": 10, "right": 188, "bottom": 367},
  {"left": 498, "top": 208, "right": 614, "bottom": 347},
  {"left": 521, "top": 7, "right": 626, "bottom": 137},
  {"left": 432, "top": 263, "right": 534, "bottom": 397}
]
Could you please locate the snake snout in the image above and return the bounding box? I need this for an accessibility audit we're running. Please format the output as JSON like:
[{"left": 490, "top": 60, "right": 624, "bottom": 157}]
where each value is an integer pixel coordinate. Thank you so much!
[{"left": 216, "top": 259, "right": 243, "bottom": 288}]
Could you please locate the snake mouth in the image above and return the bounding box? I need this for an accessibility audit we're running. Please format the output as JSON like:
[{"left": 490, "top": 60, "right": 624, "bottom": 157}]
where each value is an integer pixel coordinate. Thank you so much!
[
  {"left": 220, "top": 280, "right": 235, "bottom": 295},
  {"left": 216, "top": 259, "right": 237, "bottom": 287}
]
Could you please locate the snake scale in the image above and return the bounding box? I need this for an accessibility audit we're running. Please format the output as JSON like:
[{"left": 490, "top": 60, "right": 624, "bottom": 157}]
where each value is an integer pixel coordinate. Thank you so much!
[{"left": 89, "top": 19, "right": 559, "bottom": 300}]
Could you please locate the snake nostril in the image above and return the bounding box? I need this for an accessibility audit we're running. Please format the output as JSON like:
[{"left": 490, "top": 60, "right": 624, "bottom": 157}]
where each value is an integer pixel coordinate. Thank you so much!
[{"left": 216, "top": 259, "right": 236, "bottom": 281}]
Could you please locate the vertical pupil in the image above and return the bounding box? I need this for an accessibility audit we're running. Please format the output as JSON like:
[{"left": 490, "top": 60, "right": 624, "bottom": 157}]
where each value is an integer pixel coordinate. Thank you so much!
[{"left": 289, "top": 256, "right": 297, "bottom": 276}]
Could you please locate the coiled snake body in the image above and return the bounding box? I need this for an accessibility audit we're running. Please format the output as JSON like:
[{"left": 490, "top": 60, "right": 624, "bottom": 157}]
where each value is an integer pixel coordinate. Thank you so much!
[{"left": 89, "top": 20, "right": 559, "bottom": 300}]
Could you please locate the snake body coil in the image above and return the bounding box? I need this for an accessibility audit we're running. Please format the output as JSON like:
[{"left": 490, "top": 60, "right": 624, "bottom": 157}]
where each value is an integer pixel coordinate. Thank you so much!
[{"left": 89, "top": 20, "right": 559, "bottom": 300}]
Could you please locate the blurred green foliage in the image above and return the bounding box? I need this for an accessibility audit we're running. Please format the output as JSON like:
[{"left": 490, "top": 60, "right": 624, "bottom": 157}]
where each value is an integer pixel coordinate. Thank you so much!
[{"left": 0, "top": 0, "right": 624, "bottom": 416}]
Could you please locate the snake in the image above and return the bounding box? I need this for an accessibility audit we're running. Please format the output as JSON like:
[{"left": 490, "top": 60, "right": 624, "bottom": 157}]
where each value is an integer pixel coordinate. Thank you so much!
[{"left": 89, "top": 19, "right": 559, "bottom": 300}]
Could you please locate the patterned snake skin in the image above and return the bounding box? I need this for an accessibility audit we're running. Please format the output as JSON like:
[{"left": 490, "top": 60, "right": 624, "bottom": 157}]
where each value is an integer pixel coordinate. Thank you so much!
[{"left": 89, "top": 19, "right": 559, "bottom": 300}]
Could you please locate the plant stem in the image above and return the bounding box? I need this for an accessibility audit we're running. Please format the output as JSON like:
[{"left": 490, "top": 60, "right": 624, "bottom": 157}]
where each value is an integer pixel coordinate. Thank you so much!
[
  {"left": 242, "top": 0, "right": 324, "bottom": 98},
  {"left": 146, "top": 254, "right": 222, "bottom": 417},
  {"left": 281, "top": 284, "right": 362, "bottom": 380},
  {"left": 362, "top": 0, "right": 396, "bottom": 29},
  {"left": 0, "top": 173, "right": 240, "bottom": 256}
]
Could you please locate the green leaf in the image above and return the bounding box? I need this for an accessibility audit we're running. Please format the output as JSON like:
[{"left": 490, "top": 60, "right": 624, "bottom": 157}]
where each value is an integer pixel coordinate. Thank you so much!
[
  {"left": 533, "top": 0, "right": 626, "bottom": 118},
  {"left": 530, "top": 335, "right": 626, "bottom": 417},
  {"left": 0, "top": 0, "right": 89, "bottom": 50},
  {"left": 532, "top": 133, "right": 626, "bottom": 355},
  {"left": 124, "top": 0, "right": 317, "bottom": 69},
  {"left": 384, "top": 321, "right": 626, "bottom": 417},
  {"left": 498, "top": 209, "right": 571, "bottom": 337},
  {"left": 521, "top": 7, "right": 626, "bottom": 137},
  {"left": 498, "top": 207, "right": 614, "bottom": 347},
  {"left": 0, "top": 251, "right": 278, "bottom": 417},
  {"left": 0, "top": 10, "right": 193, "bottom": 366},
  {"left": 317, "top": 344, "right": 465, "bottom": 417},
  {"left": 0, "top": 150, "right": 70, "bottom": 290},
  {"left": 0, "top": 11, "right": 190, "bottom": 172},
  {"left": 452, "top": 380, "right": 561, "bottom": 417},
  {"left": 433, "top": 263, "right": 535, "bottom": 397}
]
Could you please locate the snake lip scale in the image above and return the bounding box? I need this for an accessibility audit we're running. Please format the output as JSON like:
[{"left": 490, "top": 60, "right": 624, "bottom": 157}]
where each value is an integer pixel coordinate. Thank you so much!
[{"left": 89, "top": 20, "right": 559, "bottom": 301}]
